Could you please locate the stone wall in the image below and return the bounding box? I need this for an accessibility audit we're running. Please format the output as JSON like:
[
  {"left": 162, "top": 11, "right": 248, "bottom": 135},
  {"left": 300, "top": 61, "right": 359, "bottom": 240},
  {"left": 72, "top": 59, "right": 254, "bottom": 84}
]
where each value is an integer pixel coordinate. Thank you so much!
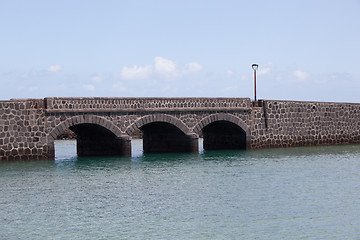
[
  {"left": 0, "top": 99, "right": 52, "bottom": 160},
  {"left": 251, "top": 100, "right": 360, "bottom": 149},
  {"left": 1, "top": 97, "right": 360, "bottom": 161},
  {"left": 0, "top": 97, "right": 252, "bottom": 161},
  {"left": 45, "top": 97, "right": 251, "bottom": 112}
]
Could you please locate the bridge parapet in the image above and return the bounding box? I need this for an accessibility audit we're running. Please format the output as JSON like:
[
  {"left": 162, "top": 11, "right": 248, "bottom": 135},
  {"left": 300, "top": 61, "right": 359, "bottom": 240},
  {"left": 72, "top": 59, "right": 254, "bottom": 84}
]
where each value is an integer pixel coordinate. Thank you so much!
[{"left": 44, "top": 97, "right": 251, "bottom": 113}]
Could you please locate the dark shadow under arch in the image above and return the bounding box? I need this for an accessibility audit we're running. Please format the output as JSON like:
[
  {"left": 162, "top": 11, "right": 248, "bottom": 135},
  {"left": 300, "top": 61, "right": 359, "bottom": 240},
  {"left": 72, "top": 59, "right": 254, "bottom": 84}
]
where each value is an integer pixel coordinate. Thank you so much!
[
  {"left": 140, "top": 121, "right": 198, "bottom": 154},
  {"left": 194, "top": 113, "right": 250, "bottom": 150},
  {"left": 202, "top": 120, "right": 247, "bottom": 150},
  {"left": 70, "top": 123, "right": 130, "bottom": 157},
  {"left": 48, "top": 115, "right": 130, "bottom": 157}
]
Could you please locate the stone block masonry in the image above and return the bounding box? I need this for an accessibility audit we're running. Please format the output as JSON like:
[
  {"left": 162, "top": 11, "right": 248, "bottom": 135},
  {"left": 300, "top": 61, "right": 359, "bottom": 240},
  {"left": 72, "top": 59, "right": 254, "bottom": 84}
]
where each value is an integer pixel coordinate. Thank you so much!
[
  {"left": 0, "top": 99, "right": 51, "bottom": 160},
  {"left": 1, "top": 97, "right": 360, "bottom": 161},
  {"left": 251, "top": 100, "right": 360, "bottom": 149}
]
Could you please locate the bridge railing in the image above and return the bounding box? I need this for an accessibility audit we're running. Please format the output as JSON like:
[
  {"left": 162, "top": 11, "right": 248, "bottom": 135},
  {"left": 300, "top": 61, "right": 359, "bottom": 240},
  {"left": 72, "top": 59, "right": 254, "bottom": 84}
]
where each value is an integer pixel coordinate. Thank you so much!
[{"left": 44, "top": 97, "right": 251, "bottom": 112}]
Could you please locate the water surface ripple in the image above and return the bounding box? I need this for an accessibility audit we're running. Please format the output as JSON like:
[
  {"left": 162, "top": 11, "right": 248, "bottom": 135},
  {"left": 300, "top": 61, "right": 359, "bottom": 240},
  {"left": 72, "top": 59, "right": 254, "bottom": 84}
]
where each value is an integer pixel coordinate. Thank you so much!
[{"left": 1, "top": 141, "right": 360, "bottom": 239}]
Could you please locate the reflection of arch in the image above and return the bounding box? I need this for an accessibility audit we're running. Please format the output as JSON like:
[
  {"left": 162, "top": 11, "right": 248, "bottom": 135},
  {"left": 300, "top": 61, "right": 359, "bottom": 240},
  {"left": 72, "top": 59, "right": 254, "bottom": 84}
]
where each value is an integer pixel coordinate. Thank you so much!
[
  {"left": 47, "top": 115, "right": 124, "bottom": 143},
  {"left": 125, "top": 114, "right": 190, "bottom": 136},
  {"left": 193, "top": 113, "right": 250, "bottom": 135}
]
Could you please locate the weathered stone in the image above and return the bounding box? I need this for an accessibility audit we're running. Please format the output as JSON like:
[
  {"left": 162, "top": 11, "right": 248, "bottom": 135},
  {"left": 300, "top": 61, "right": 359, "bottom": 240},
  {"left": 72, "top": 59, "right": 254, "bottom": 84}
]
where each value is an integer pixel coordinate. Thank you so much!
[{"left": 1, "top": 97, "right": 360, "bottom": 160}]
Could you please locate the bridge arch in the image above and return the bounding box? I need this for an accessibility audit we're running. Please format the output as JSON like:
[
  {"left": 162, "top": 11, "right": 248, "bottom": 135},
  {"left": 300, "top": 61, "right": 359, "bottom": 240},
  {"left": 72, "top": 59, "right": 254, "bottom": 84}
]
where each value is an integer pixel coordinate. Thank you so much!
[
  {"left": 193, "top": 113, "right": 250, "bottom": 150},
  {"left": 48, "top": 115, "right": 130, "bottom": 157},
  {"left": 48, "top": 115, "right": 124, "bottom": 142},
  {"left": 125, "top": 114, "right": 191, "bottom": 136},
  {"left": 126, "top": 114, "right": 197, "bottom": 153}
]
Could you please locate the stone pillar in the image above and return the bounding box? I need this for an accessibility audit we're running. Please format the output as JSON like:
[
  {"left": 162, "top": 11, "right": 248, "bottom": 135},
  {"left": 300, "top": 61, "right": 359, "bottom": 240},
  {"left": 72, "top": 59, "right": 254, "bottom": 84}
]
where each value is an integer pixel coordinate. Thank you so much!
[{"left": 0, "top": 99, "right": 51, "bottom": 161}]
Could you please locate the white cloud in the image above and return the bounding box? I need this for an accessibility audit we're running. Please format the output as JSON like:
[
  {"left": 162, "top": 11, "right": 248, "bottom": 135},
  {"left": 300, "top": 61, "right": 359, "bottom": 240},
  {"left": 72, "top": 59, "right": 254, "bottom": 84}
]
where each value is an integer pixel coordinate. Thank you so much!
[
  {"left": 120, "top": 65, "right": 152, "bottom": 80},
  {"left": 258, "top": 67, "right": 271, "bottom": 76},
  {"left": 240, "top": 74, "right": 250, "bottom": 82},
  {"left": 183, "top": 62, "right": 203, "bottom": 73},
  {"left": 21, "top": 71, "right": 35, "bottom": 78},
  {"left": 226, "top": 70, "right": 234, "bottom": 78},
  {"left": 21, "top": 65, "right": 63, "bottom": 78},
  {"left": 120, "top": 57, "right": 203, "bottom": 81},
  {"left": 154, "top": 57, "right": 178, "bottom": 77},
  {"left": 83, "top": 84, "right": 95, "bottom": 91},
  {"left": 92, "top": 76, "right": 104, "bottom": 83},
  {"left": 293, "top": 70, "right": 309, "bottom": 82},
  {"left": 265, "top": 62, "right": 275, "bottom": 67},
  {"left": 47, "top": 65, "right": 62, "bottom": 73},
  {"left": 1, "top": 72, "right": 12, "bottom": 77},
  {"left": 326, "top": 72, "right": 350, "bottom": 81}
]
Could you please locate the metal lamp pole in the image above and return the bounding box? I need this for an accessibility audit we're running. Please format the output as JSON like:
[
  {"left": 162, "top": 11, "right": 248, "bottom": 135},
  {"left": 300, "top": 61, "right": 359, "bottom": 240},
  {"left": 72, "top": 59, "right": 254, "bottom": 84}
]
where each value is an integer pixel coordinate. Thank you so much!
[{"left": 252, "top": 64, "right": 258, "bottom": 105}]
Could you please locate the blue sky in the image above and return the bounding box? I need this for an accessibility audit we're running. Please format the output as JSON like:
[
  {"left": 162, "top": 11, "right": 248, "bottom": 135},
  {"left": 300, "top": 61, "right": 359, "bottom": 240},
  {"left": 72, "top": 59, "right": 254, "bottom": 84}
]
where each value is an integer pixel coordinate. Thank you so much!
[{"left": 1, "top": 0, "right": 360, "bottom": 102}]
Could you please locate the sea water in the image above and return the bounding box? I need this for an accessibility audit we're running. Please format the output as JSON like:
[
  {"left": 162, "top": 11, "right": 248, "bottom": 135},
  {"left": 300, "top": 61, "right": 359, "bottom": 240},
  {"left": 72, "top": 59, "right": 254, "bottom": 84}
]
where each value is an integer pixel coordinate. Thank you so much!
[{"left": 1, "top": 140, "right": 360, "bottom": 239}]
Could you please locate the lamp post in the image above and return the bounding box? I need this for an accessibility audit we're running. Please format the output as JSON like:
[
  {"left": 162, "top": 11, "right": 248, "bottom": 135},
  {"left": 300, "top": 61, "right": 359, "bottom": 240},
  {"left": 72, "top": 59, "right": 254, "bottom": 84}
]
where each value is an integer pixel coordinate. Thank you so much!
[{"left": 252, "top": 64, "right": 259, "bottom": 106}]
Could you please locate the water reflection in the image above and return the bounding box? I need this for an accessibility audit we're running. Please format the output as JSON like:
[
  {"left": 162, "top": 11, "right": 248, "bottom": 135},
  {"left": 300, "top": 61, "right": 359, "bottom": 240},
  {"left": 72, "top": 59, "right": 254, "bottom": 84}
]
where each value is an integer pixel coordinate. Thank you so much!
[
  {"left": 246, "top": 144, "right": 360, "bottom": 160},
  {"left": 53, "top": 139, "right": 360, "bottom": 165},
  {"left": 2, "top": 141, "right": 360, "bottom": 239}
]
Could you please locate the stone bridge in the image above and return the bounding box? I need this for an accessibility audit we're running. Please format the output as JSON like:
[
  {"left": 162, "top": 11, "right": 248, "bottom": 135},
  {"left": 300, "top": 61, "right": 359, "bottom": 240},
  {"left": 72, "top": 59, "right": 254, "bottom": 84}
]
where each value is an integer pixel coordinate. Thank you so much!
[
  {"left": 0, "top": 97, "right": 252, "bottom": 160},
  {"left": 1, "top": 97, "right": 360, "bottom": 160}
]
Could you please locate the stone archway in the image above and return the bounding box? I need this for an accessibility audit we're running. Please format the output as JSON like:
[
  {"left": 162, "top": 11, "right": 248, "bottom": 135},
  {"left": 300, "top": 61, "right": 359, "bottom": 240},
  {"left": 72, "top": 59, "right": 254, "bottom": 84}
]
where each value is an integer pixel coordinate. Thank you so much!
[
  {"left": 125, "top": 114, "right": 191, "bottom": 136},
  {"left": 48, "top": 115, "right": 131, "bottom": 157},
  {"left": 193, "top": 113, "right": 250, "bottom": 150},
  {"left": 126, "top": 114, "right": 197, "bottom": 154}
]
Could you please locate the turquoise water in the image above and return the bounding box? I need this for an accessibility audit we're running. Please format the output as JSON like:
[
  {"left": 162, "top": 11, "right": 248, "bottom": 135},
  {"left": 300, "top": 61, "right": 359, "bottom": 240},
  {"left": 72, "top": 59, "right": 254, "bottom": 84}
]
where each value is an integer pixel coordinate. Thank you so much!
[{"left": 1, "top": 140, "right": 360, "bottom": 239}]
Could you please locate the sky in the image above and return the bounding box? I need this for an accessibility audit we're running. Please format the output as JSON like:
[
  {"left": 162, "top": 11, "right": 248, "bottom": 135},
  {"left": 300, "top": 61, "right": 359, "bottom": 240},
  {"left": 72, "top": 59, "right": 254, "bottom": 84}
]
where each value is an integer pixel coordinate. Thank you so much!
[{"left": 1, "top": 0, "right": 360, "bottom": 102}]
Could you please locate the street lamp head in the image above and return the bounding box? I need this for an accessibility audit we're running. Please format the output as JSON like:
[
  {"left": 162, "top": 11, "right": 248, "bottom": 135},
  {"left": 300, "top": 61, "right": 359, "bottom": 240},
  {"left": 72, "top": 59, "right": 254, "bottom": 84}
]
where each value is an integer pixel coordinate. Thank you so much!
[{"left": 252, "top": 64, "right": 258, "bottom": 71}]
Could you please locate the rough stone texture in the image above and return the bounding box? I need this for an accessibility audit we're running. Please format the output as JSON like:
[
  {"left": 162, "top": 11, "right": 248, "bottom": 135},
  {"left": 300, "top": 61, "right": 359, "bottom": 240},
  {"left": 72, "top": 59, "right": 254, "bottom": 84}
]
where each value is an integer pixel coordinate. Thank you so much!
[
  {"left": 0, "top": 99, "right": 50, "bottom": 160},
  {"left": 45, "top": 97, "right": 250, "bottom": 111},
  {"left": 1, "top": 97, "right": 360, "bottom": 161},
  {"left": 251, "top": 100, "right": 360, "bottom": 149}
]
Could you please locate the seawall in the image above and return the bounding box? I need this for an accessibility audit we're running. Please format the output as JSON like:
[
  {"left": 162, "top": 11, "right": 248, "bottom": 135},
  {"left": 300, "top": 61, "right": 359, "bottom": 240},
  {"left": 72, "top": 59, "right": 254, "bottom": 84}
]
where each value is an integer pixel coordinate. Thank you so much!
[
  {"left": 251, "top": 100, "right": 360, "bottom": 149},
  {"left": 1, "top": 97, "right": 360, "bottom": 160}
]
